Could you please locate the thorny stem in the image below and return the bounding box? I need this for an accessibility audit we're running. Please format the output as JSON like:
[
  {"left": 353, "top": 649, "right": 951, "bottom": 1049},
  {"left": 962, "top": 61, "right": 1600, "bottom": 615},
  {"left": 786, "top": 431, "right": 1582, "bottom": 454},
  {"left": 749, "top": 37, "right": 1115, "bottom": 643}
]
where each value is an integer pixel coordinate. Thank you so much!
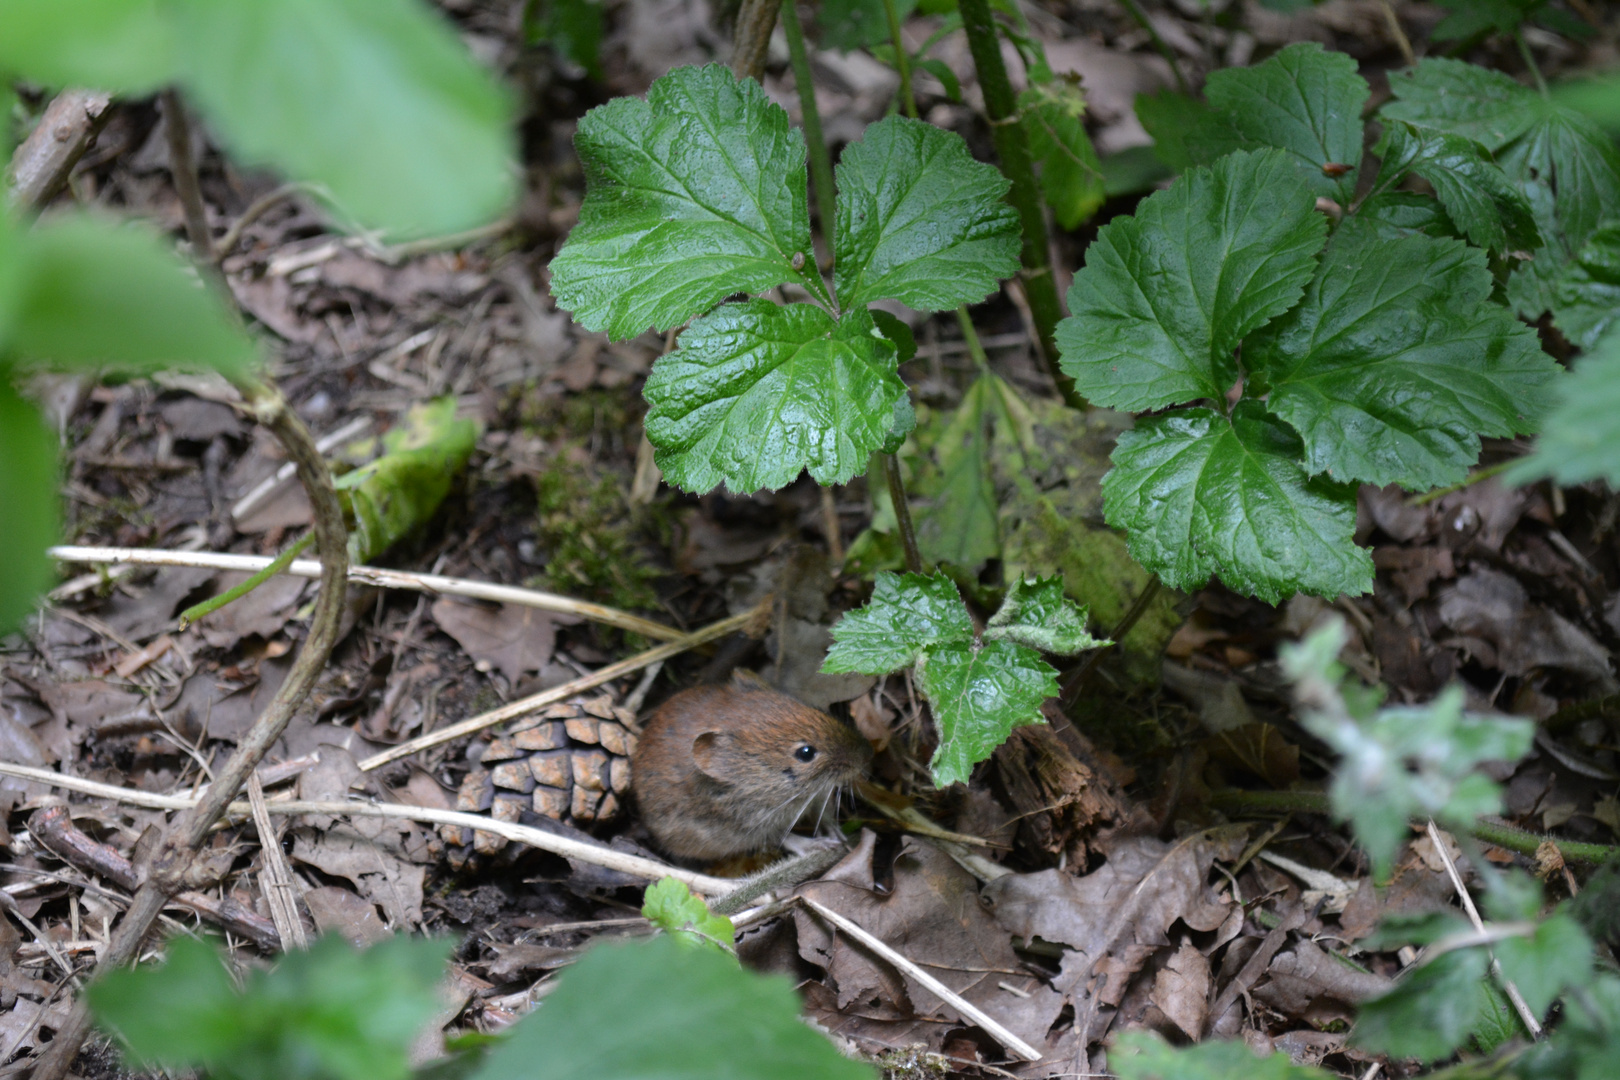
[
  {"left": 956, "top": 0, "right": 1084, "bottom": 410},
  {"left": 881, "top": 0, "right": 918, "bottom": 119},
  {"left": 881, "top": 452, "right": 925, "bottom": 573},
  {"left": 1516, "top": 30, "right": 1550, "bottom": 98},
  {"left": 1208, "top": 788, "right": 1620, "bottom": 865},
  {"left": 30, "top": 382, "right": 351, "bottom": 1080},
  {"left": 1115, "top": 0, "right": 1189, "bottom": 95},
  {"left": 781, "top": 0, "right": 838, "bottom": 251},
  {"left": 161, "top": 89, "right": 215, "bottom": 264}
]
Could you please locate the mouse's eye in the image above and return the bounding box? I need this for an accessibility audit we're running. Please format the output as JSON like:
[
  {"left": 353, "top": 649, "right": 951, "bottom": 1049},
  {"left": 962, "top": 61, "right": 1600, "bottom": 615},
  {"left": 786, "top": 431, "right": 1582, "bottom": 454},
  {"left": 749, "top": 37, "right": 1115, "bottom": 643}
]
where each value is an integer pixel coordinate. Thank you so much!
[{"left": 794, "top": 744, "right": 817, "bottom": 763}]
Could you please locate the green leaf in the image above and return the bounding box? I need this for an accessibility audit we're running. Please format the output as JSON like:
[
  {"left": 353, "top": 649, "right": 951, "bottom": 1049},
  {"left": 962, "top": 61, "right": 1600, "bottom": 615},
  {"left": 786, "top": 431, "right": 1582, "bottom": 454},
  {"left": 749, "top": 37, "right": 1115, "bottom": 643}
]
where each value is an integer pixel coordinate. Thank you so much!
[
  {"left": 1356, "top": 191, "right": 1462, "bottom": 240},
  {"left": 1056, "top": 149, "right": 1327, "bottom": 411},
  {"left": 984, "top": 576, "right": 1104, "bottom": 655},
  {"left": 1507, "top": 325, "right": 1620, "bottom": 487},
  {"left": 1203, "top": 42, "right": 1369, "bottom": 204},
  {"left": 918, "top": 638, "right": 1054, "bottom": 786},
  {"left": 335, "top": 398, "right": 480, "bottom": 563},
  {"left": 173, "top": 0, "right": 515, "bottom": 238},
  {"left": 912, "top": 375, "right": 1002, "bottom": 570},
  {"left": 1373, "top": 120, "right": 1539, "bottom": 252},
  {"left": 642, "top": 301, "right": 905, "bottom": 493},
  {"left": 833, "top": 114, "right": 1020, "bottom": 312},
  {"left": 89, "top": 934, "right": 452, "bottom": 1080},
  {"left": 868, "top": 309, "right": 917, "bottom": 364},
  {"left": 1134, "top": 89, "right": 1215, "bottom": 172},
  {"left": 550, "top": 64, "right": 820, "bottom": 339},
  {"left": 0, "top": 384, "right": 59, "bottom": 636},
  {"left": 1495, "top": 913, "right": 1593, "bottom": 1017},
  {"left": 1514, "top": 972, "right": 1620, "bottom": 1080},
  {"left": 0, "top": 0, "right": 175, "bottom": 93},
  {"left": 822, "top": 570, "right": 973, "bottom": 675},
  {"left": 1382, "top": 58, "right": 1543, "bottom": 151},
  {"left": 1551, "top": 220, "right": 1620, "bottom": 349},
  {"left": 1499, "top": 107, "right": 1620, "bottom": 253},
  {"left": 1246, "top": 220, "right": 1558, "bottom": 490},
  {"left": 1432, "top": 0, "right": 1541, "bottom": 40},
  {"left": 1352, "top": 946, "right": 1492, "bottom": 1062},
  {"left": 10, "top": 214, "right": 258, "bottom": 378},
  {"left": 1102, "top": 403, "right": 1371, "bottom": 603},
  {"left": 470, "top": 935, "right": 873, "bottom": 1080},
  {"left": 526, "top": 0, "right": 604, "bottom": 80},
  {"left": 816, "top": 0, "right": 917, "bottom": 51},
  {"left": 1112, "top": 1030, "right": 1333, "bottom": 1080},
  {"left": 1020, "top": 80, "right": 1105, "bottom": 230},
  {"left": 641, "top": 878, "right": 736, "bottom": 952}
]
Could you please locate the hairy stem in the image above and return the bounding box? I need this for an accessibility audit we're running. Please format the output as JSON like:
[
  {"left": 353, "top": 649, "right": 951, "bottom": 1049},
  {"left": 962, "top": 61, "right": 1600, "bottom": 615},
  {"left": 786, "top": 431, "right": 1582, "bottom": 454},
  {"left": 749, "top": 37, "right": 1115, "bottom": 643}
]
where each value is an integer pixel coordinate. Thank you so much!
[
  {"left": 731, "top": 0, "right": 779, "bottom": 81},
  {"left": 881, "top": 0, "right": 918, "bottom": 119},
  {"left": 875, "top": 453, "right": 924, "bottom": 573},
  {"left": 956, "top": 0, "right": 1084, "bottom": 409},
  {"left": 781, "top": 0, "right": 837, "bottom": 250}
]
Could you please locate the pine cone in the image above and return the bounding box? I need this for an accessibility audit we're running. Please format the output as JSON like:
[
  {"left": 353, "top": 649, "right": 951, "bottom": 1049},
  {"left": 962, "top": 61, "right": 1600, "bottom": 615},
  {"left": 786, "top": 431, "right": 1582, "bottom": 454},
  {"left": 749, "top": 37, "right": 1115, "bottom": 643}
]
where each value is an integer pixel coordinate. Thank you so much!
[{"left": 439, "top": 693, "right": 637, "bottom": 862}]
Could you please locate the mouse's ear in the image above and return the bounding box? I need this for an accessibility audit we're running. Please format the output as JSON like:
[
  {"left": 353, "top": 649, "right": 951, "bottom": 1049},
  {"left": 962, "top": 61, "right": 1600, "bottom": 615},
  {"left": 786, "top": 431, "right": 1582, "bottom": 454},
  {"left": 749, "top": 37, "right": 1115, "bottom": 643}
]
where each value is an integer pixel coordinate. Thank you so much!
[{"left": 690, "top": 731, "right": 734, "bottom": 781}]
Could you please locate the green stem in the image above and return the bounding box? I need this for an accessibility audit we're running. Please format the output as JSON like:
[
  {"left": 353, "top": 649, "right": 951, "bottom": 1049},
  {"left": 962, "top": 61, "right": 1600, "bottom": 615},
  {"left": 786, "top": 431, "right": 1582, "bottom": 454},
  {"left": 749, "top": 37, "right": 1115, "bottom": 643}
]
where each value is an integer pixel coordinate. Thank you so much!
[
  {"left": 876, "top": 452, "right": 924, "bottom": 573},
  {"left": 955, "top": 306, "right": 991, "bottom": 374},
  {"left": 1209, "top": 789, "right": 1620, "bottom": 865},
  {"left": 782, "top": 0, "right": 838, "bottom": 248},
  {"left": 178, "top": 532, "right": 315, "bottom": 629},
  {"left": 1409, "top": 458, "right": 1516, "bottom": 506},
  {"left": 1516, "top": 30, "right": 1549, "bottom": 98},
  {"left": 1115, "top": 0, "right": 1189, "bottom": 96},
  {"left": 880, "top": 0, "right": 918, "bottom": 119},
  {"left": 956, "top": 0, "right": 1084, "bottom": 410}
]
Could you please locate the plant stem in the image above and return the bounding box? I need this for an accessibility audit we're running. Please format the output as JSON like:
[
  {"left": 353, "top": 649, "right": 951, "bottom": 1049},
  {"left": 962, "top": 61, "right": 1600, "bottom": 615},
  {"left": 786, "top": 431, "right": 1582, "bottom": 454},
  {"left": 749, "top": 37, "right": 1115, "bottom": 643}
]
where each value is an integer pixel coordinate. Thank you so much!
[
  {"left": 955, "top": 306, "right": 992, "bottom": 374},
  {"left": 162, "top": 89, "right": 215, "bottom": 263},
  {"left": 876, "top": 452, "right": 924, "bottom": 572},
  {"left": 178, "top": 531, "right": 314, "bottom": 629},
  {"left": 881, "top": 0, "right": 918, "bottom": 119},
  {"left": 731, "top": 0, "right": 779, "bottom": 81},
  {"left": 1115, "top": 0, "right": 1189, "bottom": 95},
  {"left": 1408, "top": 458, "right": 1516, "bottom": 506},
  {"left": 781, "top": 0, "right": 837, "bottom": 250},
  {"left": 956, "top": 0, "right": 1084, "bottom": 410},
  {"left": 1516, "top": 30, "right": 1549, "bottom": 98},
  {"left": 1208, "top": 788, "right": 1620, "bottom": 865},
  {"left": 1060, "top": 574, "right": 1161, "bottom": 706},
  {"left": 6, "top": 89, "right": 113, "bottom": 211}
]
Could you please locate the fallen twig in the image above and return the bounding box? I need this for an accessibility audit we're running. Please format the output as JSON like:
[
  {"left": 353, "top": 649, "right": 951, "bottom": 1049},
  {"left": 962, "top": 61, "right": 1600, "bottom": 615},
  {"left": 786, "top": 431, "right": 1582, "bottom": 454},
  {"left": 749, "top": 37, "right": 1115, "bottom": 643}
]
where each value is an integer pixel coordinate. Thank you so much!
[{"left": 6, "top": 88, "right": 114, "bottom": 209}]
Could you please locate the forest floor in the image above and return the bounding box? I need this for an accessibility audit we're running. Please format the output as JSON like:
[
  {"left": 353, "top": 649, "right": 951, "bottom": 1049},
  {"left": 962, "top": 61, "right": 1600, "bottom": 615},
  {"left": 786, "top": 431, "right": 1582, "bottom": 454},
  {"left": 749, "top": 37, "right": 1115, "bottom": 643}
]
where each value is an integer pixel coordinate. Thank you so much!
[{"left": 3, "top": 2, "right": 1619, "bottom": 1078}]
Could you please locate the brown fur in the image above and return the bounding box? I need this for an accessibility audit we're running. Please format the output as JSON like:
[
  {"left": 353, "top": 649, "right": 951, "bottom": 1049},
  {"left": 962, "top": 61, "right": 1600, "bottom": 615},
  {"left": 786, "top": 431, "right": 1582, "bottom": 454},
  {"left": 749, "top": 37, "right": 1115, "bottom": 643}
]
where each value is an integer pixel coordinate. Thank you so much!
[{"left": 631, "top": 673, "right": 872, "bottom": 861}]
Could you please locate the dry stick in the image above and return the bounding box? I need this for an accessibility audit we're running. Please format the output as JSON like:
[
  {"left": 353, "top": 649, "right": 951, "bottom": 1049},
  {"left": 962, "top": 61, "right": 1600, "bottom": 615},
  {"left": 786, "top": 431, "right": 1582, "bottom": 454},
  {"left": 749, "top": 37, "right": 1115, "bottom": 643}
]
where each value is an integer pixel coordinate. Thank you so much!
[
  {"left": 1424, "top": 820, "right": 1542, "bottom": 1039},
  {"left": 247, "top": 773, "right": 308, "bottom": 951},
  {"left": 31, "top": 382, "right": 351, "bottom": 1080},
  {"left": 49, "top": 545, "right": 682, "bottom": 642},
  {"left": 357, "top": 605, "right": 765, "bottom": 771},
  {"left": 730, "top": 0, "right": 779, "bottom": 81},
  {"left": 0, "top": 765, "right": 734, "bottom": 898},
  {"left": 5, "top": 89, "right": 113, "bottom": 208},
  {"left": 798, "top": 895, "right": 1042, "bottom": 1062},
  {"left": 232, "top": 414, "right": 372, "bottom": 520},
  {"left": 161, "top": 89, "right": 214, "bottom": 263},
  {"left": 213, "top": 181, "right": 322, "bottom": 263}
]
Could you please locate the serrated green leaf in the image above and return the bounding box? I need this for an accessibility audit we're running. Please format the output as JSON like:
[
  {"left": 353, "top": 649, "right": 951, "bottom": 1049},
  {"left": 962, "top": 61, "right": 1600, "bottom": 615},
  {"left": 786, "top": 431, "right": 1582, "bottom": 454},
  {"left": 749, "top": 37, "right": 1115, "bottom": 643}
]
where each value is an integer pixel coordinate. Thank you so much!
[
  {"left": 867, "top": 309, "right": 917, "bottom": 364},
  {"left": 918, "top": 638, "right": 1054, "bottom": 786},
  {"left": 1112, "top": 1030, "right": 1332, "bottom": 1079},
  {"left": 0, "top": 0, "right": 175, "bottom": 93},
  {"left": 1499, "top": 107, "right": 1620, "bottom": 253},
  {"left": 1203, "top": 42, "right": 1369, "bottom": 204},
  {"left": 1374, "top": 120, "right": 1540, "bottom": 252},
  {"left": 1513, "top": 972, "right": 1620, "bottom": 1080},
  {"left": 913, "top": 375, "right": 1001, "bottom": 570},
  {"left": 1134, "top": 89, "right": 1216, "bottom": 172},
  {"left": 1507, "top": 325, "right": 1620, "bottom": 487},
  {"left": 823, "top": 570, "right": 973, "bottom": 675},
  {"left": 816, "top": 0, "right": 917, "bottom": 51},
  {"left": 90, "top": 934, "right": 452, "bottom": 1080},
  {"left": 641, "top": 878, "right": 735, "bottom": 952},
  {"left": 643, "top": 301, "right": 904, "bottom": 493},
  {"left": 550, "top": 65, "right": 820, "bottom": 339},
  {"left": 471, "top": 935, "right": 872, "bottom": 1080},
  {"left": 1020, "top": 80, "right": 1105, "bottom": 230},
  {"left": 10, "top": 214, "right": 258, "bottom": 378},
  {"left": 174, "top": 0, "right": 515, "bottom": 239},
  {"left": 833, "top": 115, "right": 1020, "bottom": 311},
  {"left": 1495, "top": 913, "right": 1593, "bottom": 1017},
  {"left": 0, "top": 385, "right": 59, "bottom": 636},
  {"left": 1356, "top": 191, "right": 1462, "bottom": 241},
  {"left": 1353, "top": 947, "right": 1492, "bottom": 1062},
  {"left": 1103, "top": 404, "right": 1371, "bottom": 602},
  {"left": 335, "top": 398, "right": 479, "bottom": 563},
  {"left": 1550, "top": 220, "right": 1620, "bottom": 348},
  {"left": 985, "top": 576, "right": 1104, "bottom": 655},
  {"left": 1382, "top": 58, "right": 1543, "bottom": 151},
  {"left": 1247, "top": 220, "right": 1558, "bottom": 490},
  {"left": 1056, "top": 149, "right": 1326, "bottom": 412}
]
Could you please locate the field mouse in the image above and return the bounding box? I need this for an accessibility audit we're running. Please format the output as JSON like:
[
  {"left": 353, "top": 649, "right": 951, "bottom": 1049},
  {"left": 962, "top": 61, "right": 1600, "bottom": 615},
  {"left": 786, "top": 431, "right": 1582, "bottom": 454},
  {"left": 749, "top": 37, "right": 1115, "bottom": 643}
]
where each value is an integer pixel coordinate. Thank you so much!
[{"left": 631, "top": 672, "right": 873, "bottom": 861}]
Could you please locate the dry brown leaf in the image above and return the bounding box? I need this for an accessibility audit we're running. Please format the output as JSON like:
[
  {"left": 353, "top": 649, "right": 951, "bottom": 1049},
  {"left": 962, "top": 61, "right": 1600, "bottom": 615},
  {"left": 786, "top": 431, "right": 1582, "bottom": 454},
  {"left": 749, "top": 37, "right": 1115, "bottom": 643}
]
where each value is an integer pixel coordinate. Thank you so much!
[
  {"left": 303, "top": 885, "right": 389, "bottom": 946},
  {"left": 1147, "top": 940, "right": 1210, "bottom": 1039},
  {"left": 430, "top": 596, "right": 572, "bottom": 686}
]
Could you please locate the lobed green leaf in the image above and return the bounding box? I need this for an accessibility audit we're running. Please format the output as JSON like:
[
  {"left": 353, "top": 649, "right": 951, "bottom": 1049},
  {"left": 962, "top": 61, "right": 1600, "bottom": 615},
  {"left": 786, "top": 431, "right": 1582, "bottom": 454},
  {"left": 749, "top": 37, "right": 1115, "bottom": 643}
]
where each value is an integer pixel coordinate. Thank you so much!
[
  {"left": 984, "top": 576, "right": 1104, "bottom": 656},
  {"left": 1382, "top": 58, "right": 1543, "bottom": 151},
  {"left": 550, "top": 65, "right": 819, "bottom": 339},
  {"left": 1550, "top": 220, "right": 1620, "bottom": 349},
  {"left": 917, "top": 638, "right": 1055, "bottom": 787},
  {"left": 1202, "top": 42, "right": 1369, "bottom": 204},
  {"left": 641, "top": 878, "right": 736, "bottom": 952},
  {"left": 833, "top": 115, "right": 1020, "bottom": 312},
  {"left": 1374, "top": 120, "right": 1540, "bottom": 253},
  {"left": 1507, "top": 325, "right": 1620, "bottom": 487},
  {"left": 1020, "top": 80, "right": 1106, "bottom": 230},
  {"left": 1247, "top": 221, "right": 1558, "bottom": 490},
  {"left": 1352, "top": 946, "right": 1492, "bottom": 1062},
  {"left": 470, "top": 935, "right": 872, "bottom": 1080},
  {"left": 1494, "top": 913, "right": 1593, "bottom": 1018},
  {"left": 642, "top": 301, "right": 905, "bottom": 493},
  {"left": 822, "top": 571, "right": 973, "bottom": 675},
  {"left": 1101, "top": 404, "right": 1371, "bottom": 603},
  {"left": 1056, "top": 149, "right": 1326, "bottom": 412}
]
